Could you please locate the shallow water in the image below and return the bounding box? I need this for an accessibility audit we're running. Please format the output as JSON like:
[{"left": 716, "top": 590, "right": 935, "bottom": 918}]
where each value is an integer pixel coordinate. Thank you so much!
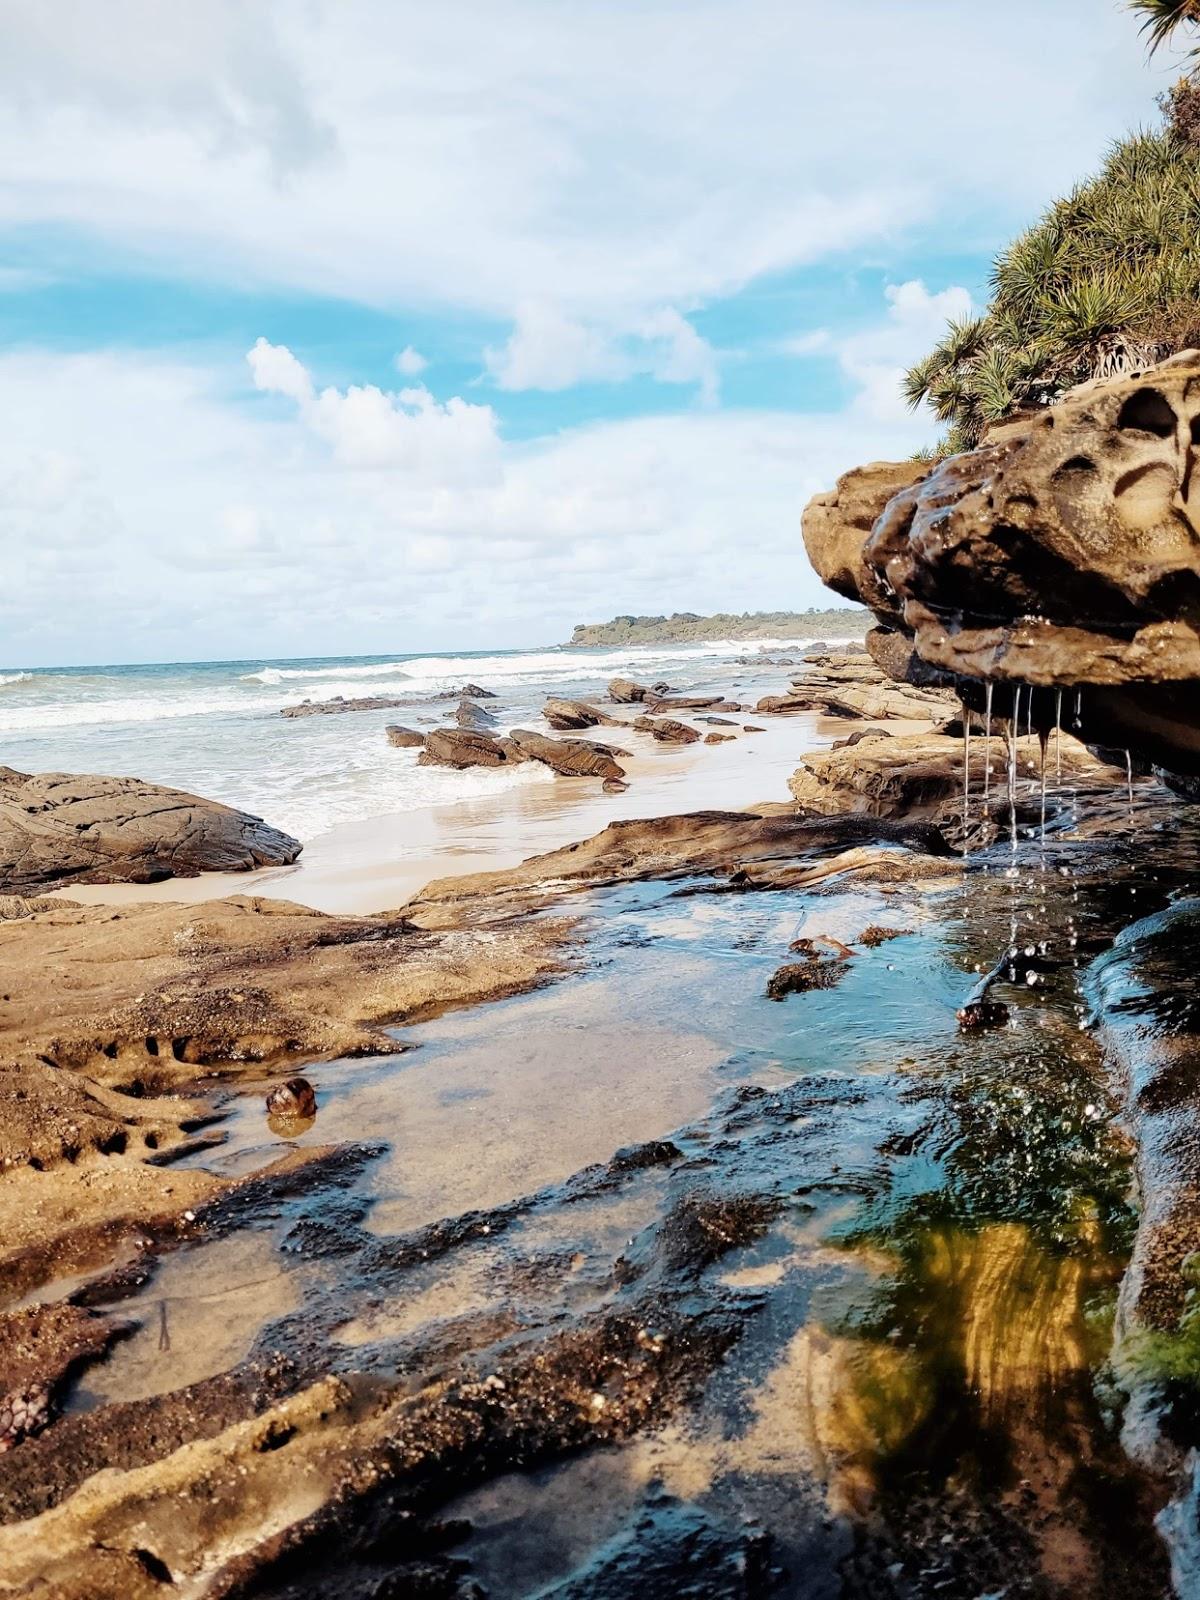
[{"left": 64, "top": 809, "right": 1200, "bottom": 1594}]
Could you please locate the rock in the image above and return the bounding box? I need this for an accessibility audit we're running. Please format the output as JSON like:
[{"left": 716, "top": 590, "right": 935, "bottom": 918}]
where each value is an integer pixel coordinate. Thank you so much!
[
  {"left": 265, "top": 1077, "right": 317, "bottom": 1121},
  {"left": 801, "top": 457, "right": 927, "bottom": 621},
  {"left": 384, "top": 725, "right": 425, "bottom": 749},
  {"left": 506, "top": 729, "right": 625, "bottom": 781},
  {"left": 765, "top": 957, "right": 848, "bottom": 999},
  {"left": 804, "top": 353, "right": 1200, "bottom": 779},
  {"left": 742, "top": 724, "right": 765, "bottom": 733},
  {"left": 543, "top": 698, "right": 618, "bottom": 731},
  {"left": 957, "top": 999, "right": 1010, "bottom": 1031},
  {"left": 643, "top": 694, "right": 725, "bottom": 713},
  {"left": 460, "top": 682, "right": 497, "bottom": 699},
  {"left": 280, "top": 695, "right": 411, "bottom": 718},
  {"left": 608, "top": 678, "right": 648, "bottom": 703},
  {"left": 455, "top": 698, "right": 498, "bottom": 730},
  {"left": 857, "top": 925, "right": 911, "bottom": 947},
  {"left": 704, "top": 732, "right": 735, "bottom": 744},
  {"left": 419, "top": 729, "right": 511, "bottom": 769},
  {"left": 0, "top": 768, "right": 301, "bottom": 895},
  {"left": 602, "top": 778, "right": 629, "bottom": 794},
  {"left": 831, "top": 727, "right": 892, "bottom": 751},
  {"left": 787, "top": 729, "right": 1118, "bottom": 821},
  {"left": 633, "top": 716, "right": 700, "bottom": 745},
  {"left": 699, "top": 716, "right": 736, "bottom": 726},
  {"left": 757, "top": 682, "right": 953, "bottom": 720}
]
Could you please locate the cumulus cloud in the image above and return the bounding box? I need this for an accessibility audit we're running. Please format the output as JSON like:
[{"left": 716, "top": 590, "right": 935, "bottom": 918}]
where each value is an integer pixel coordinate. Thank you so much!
[
  {"left": 835, "top": 278, "right": 974, "bottom": 425},
  {"left": 248, "top": 338, "right": 500, "bottom": 479},
  {"left": 394, "top": 346, "right": 427, "bottom": 376},
  {"left": 0, "top": 336, "right": 933, "bottom": 665},
  {"left": 484, "top": 302, "right": 718, "bottom": 402}
]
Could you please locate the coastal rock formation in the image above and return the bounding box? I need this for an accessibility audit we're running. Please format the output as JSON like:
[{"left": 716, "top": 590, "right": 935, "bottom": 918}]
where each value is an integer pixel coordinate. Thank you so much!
[
  {"left": 385, "top": 724, "right": 425, "bottom": 748},
  {"left": 633, "top": 715, "right": 700, "bottom": 745},
  {"left": 756, "top": 650, "right": 954, "bottom": 721},
  {"left": 460, "top": 682, "right": 497, "bottom": 699},
  {"left": 788, "top": 728, "right": 1120, "bottom": 820},
  {"left": 507, "top": 728, "right": 626, "bottom": 781},
  {"left": 542, "top": 697, "right": 619, "bottom": 730},
  {"left": 419, "top": 729, "right": 516, "bottom": 768},
  {"left": 0, "top": 769, "right": 301, "bottom": 895},
  {"left": 642, "top": 694, "right": 725, "bottom": 713},
  {"left": 802, "top": 354, "right": 1200, "bottom": 776},
  {"left": 608, "top": 677, "right": 670, "bottom": 703},
  {"left": 280, "top": 695, "right": 411, "bottom": 718},
  {"left": 455, "top": 697, "right": 498, "bottom": 731}
]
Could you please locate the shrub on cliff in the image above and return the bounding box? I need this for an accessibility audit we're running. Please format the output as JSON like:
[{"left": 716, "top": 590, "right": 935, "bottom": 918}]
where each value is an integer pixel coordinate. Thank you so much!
[{"left": 906, "top": 5, "right": 1200, "bottom": 452}]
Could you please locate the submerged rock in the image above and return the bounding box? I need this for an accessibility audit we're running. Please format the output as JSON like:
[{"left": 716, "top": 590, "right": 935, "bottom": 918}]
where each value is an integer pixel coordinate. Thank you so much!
[
  {"left": 0, "top": 767, "right": 301, "bottom": 894},
  {"left": 420, "top": 729, "right": 512, "bottom": 768},
  {"left": 508, "top": 729, "right": 626, "bottom": 781},
  {"left": 265, "top": 1077, "right": 317, "bottom": 1121},
  {"left": 455, "top": 697, "right": 498, "bottom": 731},
  {"left": 280, "top": 694, "right": 411, "bottom": 718}
]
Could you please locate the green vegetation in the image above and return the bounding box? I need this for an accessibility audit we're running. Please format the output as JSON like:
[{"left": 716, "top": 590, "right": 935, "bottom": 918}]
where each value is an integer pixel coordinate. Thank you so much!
[
  {"left": 564, "top": 608, "right": 867, "bottom": 647},
  {"left": 905, "top": 5, "right": 1200, "bottom": 452}
]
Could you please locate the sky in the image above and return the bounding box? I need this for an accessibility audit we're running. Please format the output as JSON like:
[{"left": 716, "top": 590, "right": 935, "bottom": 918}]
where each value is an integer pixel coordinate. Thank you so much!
[{"left": 0, "top": 0, "right": 1181, "bottom": 666}]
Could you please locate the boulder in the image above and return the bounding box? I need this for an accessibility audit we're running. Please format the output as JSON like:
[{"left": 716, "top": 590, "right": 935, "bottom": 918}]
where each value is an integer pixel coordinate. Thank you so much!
[
  {"left": 385, "top": 725, "right": 425, "bottom": 749},
  {"left": 643, "top": 694, "right": 725, "bottom": 713},
  {"left": 0, "top": 768, "right": 301, "bottom": 894},
  {"left": 608, "top": 678, "right": 648, "bottom": 703},
  {"left": 506, "top": 729, "right": 625, "bottom": 781},
  {"left": 281, "top": 695, "right": 411, "bottom": 718},
  {"left": 633, "top": 716, "right": 701, "bottom": 745},
  {"left": 802, "top": 352, "right": 1200, "bottom": 778},
  {"left": 419, "top": 730, "right": 511, "bottom": 769},
  {"left": 704, "top": 733, "right": 736, "bottom": 745},
  {"left": 455, "top": 698, "right": 498, "bottom": 731},
  {"left": 542, "top": 698, "right": 618, "bottom": 731},
  {"left": 787, "top": 730, "right": 1118, "bottom": 820},
  {"left": 460, "top": 682, "right": 497, "bottom": 699}
]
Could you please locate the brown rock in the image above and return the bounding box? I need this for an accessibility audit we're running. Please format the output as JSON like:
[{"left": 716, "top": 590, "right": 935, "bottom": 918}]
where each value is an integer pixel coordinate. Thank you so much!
[
  {"left": 455, "top": 698, "right": 498, "bottom": 731},
  {"left": 0, "top": 769, "right": 301, "bottom": 895},
  {"left": 765, "top": 958, "right": 848, "bottom": 999},
  {"left": 633, "top": 716, "right": 700, "bottom": 745},
  {"left": 704, "top": 732, "right": 735, "bottom": 745},
  {"left": 543, "top": 698, "right": 619, "bottom": 731},
  {"left": 507, "top": 729, "right": 625, "bottom": 781},
  {"left": 385, "top": 725, "right": 425, "bottom": 748},
  {"left": 419, "top": 729, "right": 510, "bottom": 768},
  {"left": 265, "top": 1077, "right": 317, "bottom": 1121},
  {"left": 801, "top": 458, "right": 927, "bottom": 619},
  {"left": 643, "top": 695, "right": 725, "bottom": 713},
  {"left": 608, "top": 678, "right": 648, "bottom": 703},
  {"left": 742, "top": 724, "right": 765, "bottom": 733}
]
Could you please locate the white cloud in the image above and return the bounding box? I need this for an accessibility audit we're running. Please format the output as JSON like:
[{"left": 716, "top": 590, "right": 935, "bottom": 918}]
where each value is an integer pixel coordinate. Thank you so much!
[
  {"left": 484, "top": 301, "right": 718, "bottom": 402},
  {"left": 394, "top": 346, "right": 427, "bottom": 376},
  {"left": 248, "top": 338, "right": 500, "bottom": 479},
  {"left": 0, "top": 2, "right": 1159, "bottom": 321},
  {"left": 835, "top": 278, "right": 974, "bottom": 425},
  {"left": 0, "top": 336, "right": 935, "bottom": 665}
]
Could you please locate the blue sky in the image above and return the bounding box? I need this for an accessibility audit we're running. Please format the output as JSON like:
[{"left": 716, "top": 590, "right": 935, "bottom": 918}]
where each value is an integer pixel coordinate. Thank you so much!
[{"left": 0, "top": 0, "right": 1177, "bottom": 665}]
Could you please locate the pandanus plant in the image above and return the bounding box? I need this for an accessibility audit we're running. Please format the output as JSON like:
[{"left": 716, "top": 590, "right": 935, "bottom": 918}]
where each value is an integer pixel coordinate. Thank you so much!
[{"left": 903, "top": 3, "right": 1200, "bottom": 454}]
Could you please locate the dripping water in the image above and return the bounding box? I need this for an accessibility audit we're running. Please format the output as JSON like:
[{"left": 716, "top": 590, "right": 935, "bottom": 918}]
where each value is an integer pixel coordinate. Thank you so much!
[
  {"left": 983, "top": 682, "right": 993, "bottom": 822},
  {"left": 1054, "top": 688, "right": 1063, "bottom": 785},
  {"left": 1125, "top": 749, "right": 1134, "bottom": 816},
  {"left": 1008, "top": 685, "right": 1020, "bottom": 854},
  {"left": 961, "top": 697, "right": 971, "bottom": 854}
]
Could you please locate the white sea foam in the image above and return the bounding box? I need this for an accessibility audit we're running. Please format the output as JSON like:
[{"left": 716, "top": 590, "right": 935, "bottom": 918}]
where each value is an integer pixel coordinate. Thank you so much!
[{"left": 0, "top": 671, "right": 33, "bottom": 687}]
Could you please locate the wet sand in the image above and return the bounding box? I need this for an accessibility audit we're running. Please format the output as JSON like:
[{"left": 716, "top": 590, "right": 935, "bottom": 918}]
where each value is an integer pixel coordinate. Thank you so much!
[{"left": 56, "top": 711, "right": 870, "bottom": 914}]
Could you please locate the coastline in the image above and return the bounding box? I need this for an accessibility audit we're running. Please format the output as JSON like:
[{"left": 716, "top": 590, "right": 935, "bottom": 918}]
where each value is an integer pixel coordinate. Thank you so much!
[{"left": 54, "top": 709, "right": 869, "bottom": 914}]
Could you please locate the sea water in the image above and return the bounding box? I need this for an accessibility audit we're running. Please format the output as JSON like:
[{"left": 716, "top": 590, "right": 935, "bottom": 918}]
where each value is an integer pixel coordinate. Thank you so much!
[{"left": 0, "top": 638, "right": 840, "bottom": 842}]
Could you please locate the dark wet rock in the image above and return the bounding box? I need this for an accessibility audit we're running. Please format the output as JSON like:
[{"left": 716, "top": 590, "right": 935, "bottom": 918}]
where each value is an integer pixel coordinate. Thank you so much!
[
  {"left": 617, "top": 1190, "right": 782, "bottom": 1284},
  {"left": 643, "top": 695, "right": 725, "bottom": 713},
  {"left": 609, "top": 678, "right": 650, "bottom": 703},
  {"left": 633, "top": 716, "right": 700, "bottom": 745},
  {"left": 280, "top": 695, "right": 411, "bottom": 718},
  {"left": 265, "top": 1077, "right": 317, "bottom": 1121},
  {"left": 956, "top": 999, "right": 1010, "bottom": 1031},
  {"left": 385, "top": 724, "right": 426, "bottom": 748},
  {"left": 540, "top": 1497, "right": 779, "bottom": 1599},
  {"left": 765, "top": 959, "right": 848, "bottom": 999},
  {"left": 742, "top": 724, "right": 765, "bottom": 733},
  {"left": 602, "top": 778, "right": 629, "bottom": 794},
  {"left": 0, "top": 767, "right": 301, "bottom": 894},
  {"left": 460, "top": 683, "right": 497, "bottom": 699},
  {"left": 857, "top": 925, "right": 912, "bottom": 947},
  {"left": 508, "top": 729, "right": 626, "bottom": 781},
  {"left": 699, "top": 716, "right": 737, "bottom": 726},
  {"left": 544, "top": 698, "right": 620, "bottom": 731},
  {"left": 455, "top": 698, "right": 498, "bottom": 731}
]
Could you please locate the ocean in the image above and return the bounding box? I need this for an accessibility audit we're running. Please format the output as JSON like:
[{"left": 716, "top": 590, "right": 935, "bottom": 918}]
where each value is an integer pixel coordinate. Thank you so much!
[{"left": 0, "top": 637, "right": 850, "bottom": 843}]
